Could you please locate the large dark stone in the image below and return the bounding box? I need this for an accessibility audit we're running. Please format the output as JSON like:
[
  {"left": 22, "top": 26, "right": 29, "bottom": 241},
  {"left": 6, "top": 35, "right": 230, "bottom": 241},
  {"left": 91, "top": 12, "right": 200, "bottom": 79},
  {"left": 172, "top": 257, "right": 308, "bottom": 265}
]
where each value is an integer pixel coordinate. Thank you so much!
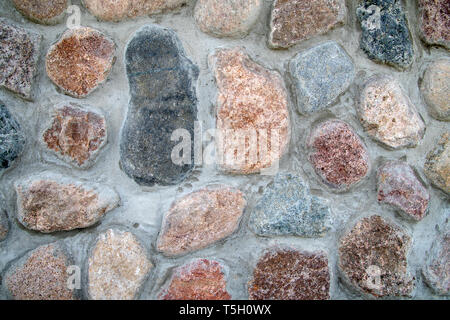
[
  {"left": 0, "top": 102, "right": 25, "bottom": 173},
  {"left": 120, "top": 25, "right": 199, "bottom": 186}
]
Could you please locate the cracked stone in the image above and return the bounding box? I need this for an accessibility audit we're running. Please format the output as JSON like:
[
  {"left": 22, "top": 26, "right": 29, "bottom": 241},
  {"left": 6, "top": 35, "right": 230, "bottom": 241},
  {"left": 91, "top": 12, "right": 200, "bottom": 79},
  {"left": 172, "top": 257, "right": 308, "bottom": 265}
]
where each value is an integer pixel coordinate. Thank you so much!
[
  {"left": 418, "top": 0, "right": 450, "bottom": 49},
  {"left": 0, "top": 207, "right": 8, "bottom": 241},
  {"left": 15, "top": 172, "right": 120, "bottom": 233},
  {"left": 423, "top": 232, "right": 450, "bottom": 296},
  {"left": 249, "top": 173, "right": 331, "bottom": 237},
  {"left": 157, "top": 185, "right": 246, "bottom": 256},
  {"left": 12, "top": 0, "right": 69, "bottom": 25},
  {"left": 424, "top": 133, "right": 450, "bottom": 195},
  {"left": 120, "top": 25, "right": 198, "bottom": 186},
  {"left": 268, "top": 0, "right": 347, "bottom": 49},
  {"left": 46, "top": 27, "right": 115, "bottom": 98}
]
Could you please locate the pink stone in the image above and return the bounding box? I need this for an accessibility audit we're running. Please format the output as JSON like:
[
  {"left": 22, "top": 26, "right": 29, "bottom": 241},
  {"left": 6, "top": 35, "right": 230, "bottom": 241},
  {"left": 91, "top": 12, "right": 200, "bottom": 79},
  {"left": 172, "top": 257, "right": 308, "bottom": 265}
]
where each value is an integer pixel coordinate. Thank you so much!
[{"left": 418, "top": 0, "right": 450, "bottom": 49}]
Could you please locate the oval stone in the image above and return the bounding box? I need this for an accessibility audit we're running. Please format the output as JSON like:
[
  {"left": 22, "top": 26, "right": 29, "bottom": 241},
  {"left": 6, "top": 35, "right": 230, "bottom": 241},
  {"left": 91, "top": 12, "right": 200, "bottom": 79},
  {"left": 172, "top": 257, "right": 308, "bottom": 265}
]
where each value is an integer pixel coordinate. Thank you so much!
[
  {"left": 424, "top": 133, "right": 450, "bottom": 195},
  {"left": 13, "top": 0, "right": 69, "bottom": 25}
]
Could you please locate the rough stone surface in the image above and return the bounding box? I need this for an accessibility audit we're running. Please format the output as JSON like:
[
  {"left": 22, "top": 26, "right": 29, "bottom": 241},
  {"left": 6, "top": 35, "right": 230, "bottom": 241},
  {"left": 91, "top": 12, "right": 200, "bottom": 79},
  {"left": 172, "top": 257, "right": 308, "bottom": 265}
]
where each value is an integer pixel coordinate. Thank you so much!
[
  {"left": 338, "top": 215, "right": 415, "bottom": 298},
  {"left": 248, "top": 248, "right": 330, "bottom": 300},
  {"left": 423, "top": 232, "right": 450, "bottom": 296},
  {"left": 420, "top": 59, "right": 450, "bottom": 121},
  {"left": 120, "top": 25, "right": 198, "bottom": 186},
  {"left": 46, "top": 27, "right": 115, "bottom": 98},
  {"left": 159, "top": 259, "right": 231, "bottom": 300},
  {"left": 377, "top": 161, "right": 429, "bottom": 221},
  {"left": 356, "top": 0, "right": 414, "bottom": 69},
  {"left": 0, "top": 208, "right": 8, "bottom": 241},
  {"left": 358, "top": 75, "right": 425, "bottom": 149},
  {"left": 209, "top": 47, "right": 290, "bottom": 174},
  {"left": 424, "top": 133, "right": 450, "bottom": 195},
  {"left": 3, "top": 242, "right": 76, "bottom": 300},
  {"left": 0, "top": 18, "right": 41, "bottom": 100},
  {"left": 288, "top": 41, "right": 355, "bottom": 114},
  {"left": 0, "top": 102, "right": 26, "bottom": 174},
  {"left": 268, "top": 0, "right": 347, "bottom": 49},
  {"left": 83, "top": 0, "right": 187, "bottom": 22},
  {"left": 249, "top": 173, "right": 331, "bottom": 237},
  {"left": 12, "top": 0, "right": 69, "bottom": 25},
  {"left": 418, "top": 0, "right": 450, "bottom": 49},
  {"left": 157, "top": 185, "right": 246, "bottom": 256},
  {"left": 308, "top": 119, "right": 370, "bottom": 191},
  {"left": 194, "top": 0, "right": 261, "bottom": 38},
  {"left": 42, "top": 103, "right": 107, "bottom": 168},
  {"left": 15, "top": 173, "right": 120, "bottom": 233},
  {"left": 88, "top": 229, "right": 153, "bottom": 300}
]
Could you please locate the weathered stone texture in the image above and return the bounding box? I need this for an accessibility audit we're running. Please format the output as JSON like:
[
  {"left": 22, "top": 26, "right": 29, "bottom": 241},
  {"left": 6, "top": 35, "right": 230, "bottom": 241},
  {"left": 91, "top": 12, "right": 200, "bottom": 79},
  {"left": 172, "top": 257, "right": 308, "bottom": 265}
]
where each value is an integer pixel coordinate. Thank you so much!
[
  {"left": 420, "top": 59, "right": 450, "bottom": 121},
  {"left": 423, "top": 232, "right": 450, "bottom": 296},
  {"left": 0, "top": 208, "right": 8, "bottom": 241},
  {"left": 0, "top": 103, "right": 26, "bottom": 174},
  {"left": 13, "top": 0, "right": 69, "bottom": 25},
  {"left": 424, "top": 133, "right": 450, "bottom": 195},
  {"left": 418, "top": 0, "right": 450, "bottom": 49}
]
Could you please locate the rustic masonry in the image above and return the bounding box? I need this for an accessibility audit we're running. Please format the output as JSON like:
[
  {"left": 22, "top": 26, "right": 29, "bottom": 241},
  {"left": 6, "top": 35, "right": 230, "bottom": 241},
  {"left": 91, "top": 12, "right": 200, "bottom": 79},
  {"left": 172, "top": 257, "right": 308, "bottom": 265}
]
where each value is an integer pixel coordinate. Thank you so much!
[{"left": 0, "top": 0, "right": 449, "bottom": 300}]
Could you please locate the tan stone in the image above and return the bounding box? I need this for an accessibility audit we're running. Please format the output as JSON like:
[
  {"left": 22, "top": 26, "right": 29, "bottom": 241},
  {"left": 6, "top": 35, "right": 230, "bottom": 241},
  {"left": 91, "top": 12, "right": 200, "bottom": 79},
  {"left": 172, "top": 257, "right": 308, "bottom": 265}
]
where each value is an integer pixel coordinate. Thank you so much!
[
  {"left": 424, "top": 133, "right": 450, "bottom": 195},
  {"left": 421, "top": 59, "right": 450, "bottom": 121},
  {"left": 13, "top": 0, "right": 69, "bottom": 25}
]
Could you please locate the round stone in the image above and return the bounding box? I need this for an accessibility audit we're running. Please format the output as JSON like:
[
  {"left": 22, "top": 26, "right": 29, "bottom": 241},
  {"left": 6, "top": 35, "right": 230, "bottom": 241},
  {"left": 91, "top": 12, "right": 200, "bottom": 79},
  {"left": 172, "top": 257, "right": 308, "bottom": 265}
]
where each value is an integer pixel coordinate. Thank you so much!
[
  {"left": 424, "top": 133, "right": 450, "bottom": 195},
  {"left": 420, "top": 59, "right": 450, "bottom": 121},
  {"left": 12, "top": 0, "right": 69, "bottom": 25}
]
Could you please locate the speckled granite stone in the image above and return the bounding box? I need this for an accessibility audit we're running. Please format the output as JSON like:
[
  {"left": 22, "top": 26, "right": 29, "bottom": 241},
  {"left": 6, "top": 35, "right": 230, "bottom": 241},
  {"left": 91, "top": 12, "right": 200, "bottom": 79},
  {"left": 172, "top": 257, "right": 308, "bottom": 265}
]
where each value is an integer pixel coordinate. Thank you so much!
[
  {"left": 424, "top": 133, "right": 450, "bottom": 195},
  {"left": 423, "top": 232, "right": 450, "bottom": 296},
  {"left": 12, "top": 0, "right": 69, "bottom": 25},
  {"left": 0, "top": 208, "right": 8, "bottom": 241},
  {"left": 418, "top": 0, "right": 450, "bottom": 49}
]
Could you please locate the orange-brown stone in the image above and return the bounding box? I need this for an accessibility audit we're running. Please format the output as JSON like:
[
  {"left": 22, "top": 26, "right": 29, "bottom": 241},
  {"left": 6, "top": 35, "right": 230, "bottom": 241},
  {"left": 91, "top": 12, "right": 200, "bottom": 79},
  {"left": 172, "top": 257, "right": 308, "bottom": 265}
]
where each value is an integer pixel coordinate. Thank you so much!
[{"left": 13, "top": 0, "right": 69, "bottom": 25}]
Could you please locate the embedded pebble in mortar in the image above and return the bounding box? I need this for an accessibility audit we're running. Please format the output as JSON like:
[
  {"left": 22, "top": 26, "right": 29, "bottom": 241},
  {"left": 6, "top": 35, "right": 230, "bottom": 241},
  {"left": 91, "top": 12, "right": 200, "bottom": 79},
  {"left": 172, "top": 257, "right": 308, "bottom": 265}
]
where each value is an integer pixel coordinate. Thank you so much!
[
  {"left": 356, "top": 0, "right": 414, "bottom": 69},
  {"left": 0, "top": 103, "right": 26, "bottom": 174},
  {"left": 194, "top": 0, "right": 261, "bottom": 38},
  {"left": 159, "top": 259, "right": 231, "bottom": 300},
  {"left": 338, "top": 215, "right": 415, "bottom": 299},
  {"left": 12, "top": 0, "right": 69, "bottom": 25},
  {"left": 120, "top": 25, "right": 198, "bottom": 186},
  {"left": 46, "top": 27, "right": 115, "bottom": 98},
  {"left": 15, "top": 173, "right": 120, "bottom": 233},
  {"left": 0, "top": 208, "right": 8, "bottom": 241},
  {"left": 249, "top": 173, "right": 331, "bottom": 237},
  {"left": 424, "top": 133, "right": 450, "bottom": 195},
  {"left": 288, "top": 41, "right": 355, "bottom": 114},
  {"left": 422, "top": 232, "right": 450, "bottom": 296},
  {"left": 420, "top": 59, "right": 450, "bottom": 121},
  {"left": 88, "top": 229, "right": 153, "bottom": 300},
  {"left": 248, "top": 248, "right": 330, "bottom": 300},
  {"left": 209, "top": 47, "right": 290, "bottom": 174},
  {"left": 358, "top": 75, "right": 425, "bottom": 149},
  {"left": 83, "top": 0, "right": 187, "bottom": 22},
  {"left": 308, "top": 119, "right": 370, "bottom": 191},
  {"left": 268, "top": 0, "right": 347, "bottom": 49},
  {"left": 377, "top": 160, "right": 430, "bottom": 221},
  {"left": 42, "top": 103, "right": 107, "bottom": 168},
  {"left": 3, "top": 242, "right": 76, "bottom": 300},
  {"left": 157, "top": 185, "right": 246, "bottom": 256},
  {"left": 0, "top": 18, "right": 41, "bottom": 100},
  {"left": 418, "top": 0, "right": 450, "bottom": 49}
]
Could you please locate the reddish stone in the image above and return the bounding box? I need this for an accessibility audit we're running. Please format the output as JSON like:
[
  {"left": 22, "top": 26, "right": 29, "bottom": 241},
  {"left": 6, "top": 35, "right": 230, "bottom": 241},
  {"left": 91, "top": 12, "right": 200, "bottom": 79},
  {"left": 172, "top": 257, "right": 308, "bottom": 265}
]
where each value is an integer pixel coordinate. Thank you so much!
[
  {"left": 159, "top": 259, "right": 231, "bottom": 300},
  {"left": 418, "top": 0, "right": 450, "bottom": 49},
  {"left": 308, "top": 119, "right": 370, "bottom": 191},
  {"left": 248, "top": 248, "right": 330, "bottom": 300},
  {"left": 423, "top": 232, "right": 450, "bottom": 296},
  {"left": 13, "top": 0, "right": 69, "bottom": 25}
]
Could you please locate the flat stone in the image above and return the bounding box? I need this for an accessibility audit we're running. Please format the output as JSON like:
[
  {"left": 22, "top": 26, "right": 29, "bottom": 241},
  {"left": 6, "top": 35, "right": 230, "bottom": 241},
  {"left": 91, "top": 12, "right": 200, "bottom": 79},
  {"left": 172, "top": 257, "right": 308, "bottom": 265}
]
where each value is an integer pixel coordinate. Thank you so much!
[
  {"left": 0, "top": 102, "right": 26, "bottom": 174},
  {"left": 308, "top": 119, "right": 370, "bottom": 191},
  {"left": 338, "top": 215, "right": 415, "bottom": 298},
  {"left": 356, "top": 0, "right": 414, "bottom": 69},
  {"left": 157, "top": 185, "right": 246, "bottom": 256},
  {"left": 0, "top": 18, "right": 41, "bottom": 100},
  {"left": 159, "top": 259, "right": 231, "bottom": 300},
  {"left": 88, "top": 229, "right": 153, "bottom": 300},
  {"left": 248, "top": 248, "right": 330, "bottom": 300},
  {"left": 42, "top": 103, "right": 107, "bottom": 168},
  {"left": 420, "top": 59, "right": 450, "bottom": 121},
  {"left": 209, "top": 47, "right": 290, "bottom": 174},
  {"left": 358, "top": 75, "right": 425, "bottom": 149},
  {"left": 3, "top": 242, "right": 76, "bottom": 300},
  {"left": 15, "top": 172, "right": 120, "bottom": 233},
  {"left": 268, "top": 0, "right": 347, "bottom": 49},
  {"left": 288, "top": 41, "right": 355, "bottom": 114},
  {"left": 423, "top": 232, "right": 450, "bottom": 296},
  {"left": 13, "top": 0, "right": 69, "bottom": 25},
  {"left": 424, "top": 133, "right": 450, "bottom": 195},
  {"left": 120, "top": 25, "right": 198, "bottom": 186},
  {"left": 194, "top": 0, "right": 262, "bottom": 38},
  {"left": 249, "top": 173, "right": 331, "bottom": 237},
  {"left": 418, "top": 0, "right": 450, "bottom": 49},
  {"left": 0, "top": 208, "right": 8, "bottom": 241},
  {"left": 83, "top": 0, "right": 187, "bottom": 22},
  {"left": 377, "top": 161, "right": 430, "bottom": 221},
  {"left": 46, "top": 27, "right": 115, "bottom": 98}
]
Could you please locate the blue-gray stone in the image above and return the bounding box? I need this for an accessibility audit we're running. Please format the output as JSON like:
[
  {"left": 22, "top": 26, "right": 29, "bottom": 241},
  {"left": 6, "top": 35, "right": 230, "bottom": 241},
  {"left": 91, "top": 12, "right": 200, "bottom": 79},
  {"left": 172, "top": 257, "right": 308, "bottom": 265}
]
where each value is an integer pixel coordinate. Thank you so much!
[
  {"left": 288, "top": 41, "right": 355, "bottom": 114},
  {"left": 120, "top": 25, "right": 199, "bottom": 186},
  {"left": 0, "top": 102, "right": 25, "bottom": 172},
  {"left": 356, "top": 0, "right": 414, "bottom": 69},
  {"left": 249, "top": 173, "right": 331, "bottom": 237}
]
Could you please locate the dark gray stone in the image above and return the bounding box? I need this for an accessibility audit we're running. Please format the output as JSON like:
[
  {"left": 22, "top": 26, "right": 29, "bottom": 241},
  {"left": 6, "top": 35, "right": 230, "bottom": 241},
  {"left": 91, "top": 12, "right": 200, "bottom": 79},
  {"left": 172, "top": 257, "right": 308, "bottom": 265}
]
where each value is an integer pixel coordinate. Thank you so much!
[
  {"left": 120, "top": 25, "right": 199, "bottom": 186},
  {"left": 356, "top": 0, "right": 414, "bottom": 69},
  {"left": 0, "top": 102, "right": 25, "bottom": 173},
  {"left": 249, "top": 173, "right": 331, "bottom": 237},
  {"left": 0, "top": 207, "right": 8, "bottom": 241}
]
